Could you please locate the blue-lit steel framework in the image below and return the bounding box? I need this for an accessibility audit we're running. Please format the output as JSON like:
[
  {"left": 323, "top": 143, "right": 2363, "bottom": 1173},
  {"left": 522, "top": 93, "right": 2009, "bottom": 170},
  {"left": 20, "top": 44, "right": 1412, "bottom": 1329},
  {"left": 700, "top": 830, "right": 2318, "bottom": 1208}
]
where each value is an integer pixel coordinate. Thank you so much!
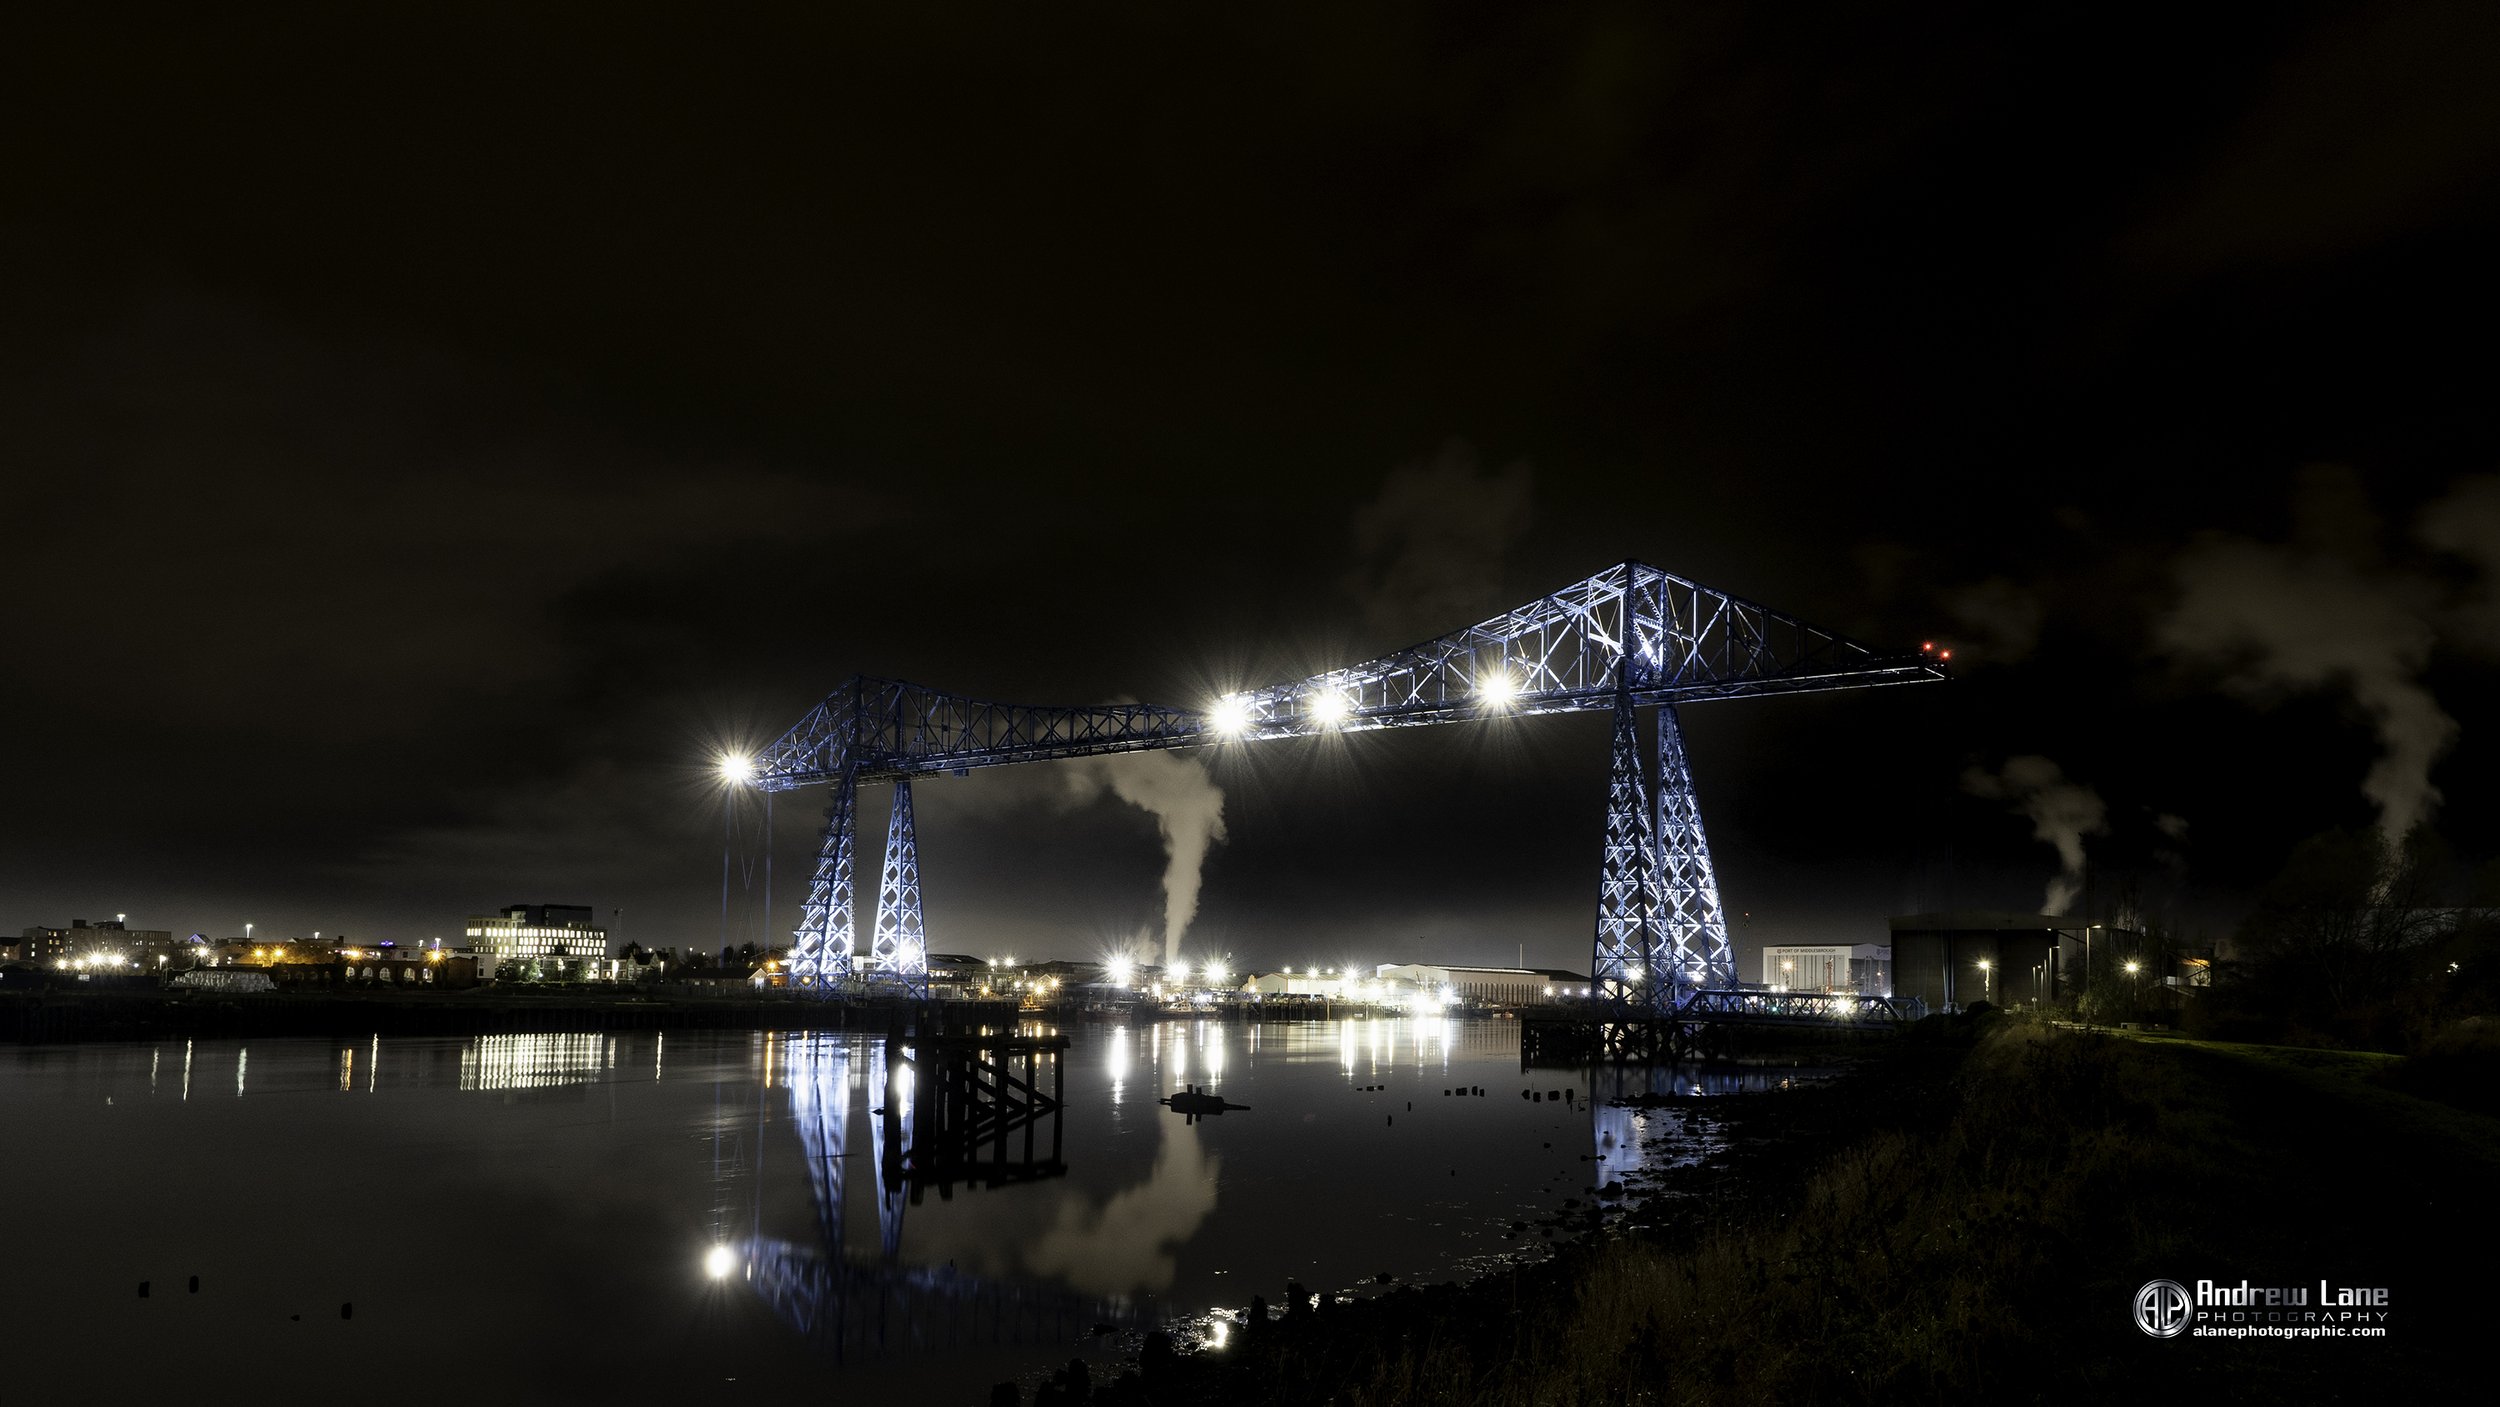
[
  {"left": 789, "top": 770, "right": 859, "bottom": 988},
  {"left": 1592, "top": 673, "right": 1667, "bottom": 1014},
  {"left": 755, "top": 560, "right": 1945, "bottom": 1006},
  {"left": 869, "top": 780, "right": 928, "bottom": 999},
  {"left": 1654, "top": 703, "right": 1734, "bottom": 991}
]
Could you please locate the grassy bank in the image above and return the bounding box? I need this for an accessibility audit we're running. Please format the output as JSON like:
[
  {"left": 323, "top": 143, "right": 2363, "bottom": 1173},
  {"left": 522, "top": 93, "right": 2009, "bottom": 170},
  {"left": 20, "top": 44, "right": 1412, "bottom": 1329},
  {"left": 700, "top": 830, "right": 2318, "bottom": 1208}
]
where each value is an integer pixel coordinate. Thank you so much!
[{"left": 1060, "top": 1017, "right": 2488, "bottom": 1405}]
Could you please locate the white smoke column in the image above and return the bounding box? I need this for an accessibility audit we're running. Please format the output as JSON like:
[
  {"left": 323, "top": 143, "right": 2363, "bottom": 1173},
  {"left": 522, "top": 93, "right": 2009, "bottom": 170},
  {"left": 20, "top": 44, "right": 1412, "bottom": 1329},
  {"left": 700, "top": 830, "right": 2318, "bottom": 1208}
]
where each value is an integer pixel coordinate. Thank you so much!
[
  {"left": 1962, "top": 756, "right": 2108, "bottom": 915},
  {"left": 2158, "top": 533, "right": 2451, "bottom": 845},
  {"left": 1062, "top": 752, "right": 1228, "bottom": 968}
]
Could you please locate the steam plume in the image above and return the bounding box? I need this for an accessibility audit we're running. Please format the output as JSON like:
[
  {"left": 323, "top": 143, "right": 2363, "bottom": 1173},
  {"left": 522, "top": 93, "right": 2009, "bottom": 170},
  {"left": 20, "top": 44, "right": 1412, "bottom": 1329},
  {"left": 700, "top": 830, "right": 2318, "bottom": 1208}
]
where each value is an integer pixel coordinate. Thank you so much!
[
  {"left": 1963, "top": 755, "right": 2108, "bottom": 915},
  {"left": 1061, "top": 752, "right": 1228, "bottom": 967},
  {"left": 1024, "top": 1120, "right": 1219, "bottom": 1294},
  {"left": 2157, "top": 470, "right": 2453, "bottom": 843}
]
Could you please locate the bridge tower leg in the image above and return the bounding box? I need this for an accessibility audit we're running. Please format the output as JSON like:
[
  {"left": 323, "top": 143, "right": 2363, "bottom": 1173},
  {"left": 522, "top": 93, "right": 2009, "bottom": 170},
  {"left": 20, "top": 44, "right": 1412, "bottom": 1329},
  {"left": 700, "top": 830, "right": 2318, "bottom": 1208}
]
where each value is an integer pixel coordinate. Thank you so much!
[
  {"left": 1591, "top": 680, "right": 1671, "bottom": 1018},
  {"left": 790, "top": 766, "right": 860, "bottom": 991},
  {"left": 870, "top": 778, "right": 931, "bottom": 999},
  {"left": 1653, "top": 703, "right": 1736, "bottom": 992}
]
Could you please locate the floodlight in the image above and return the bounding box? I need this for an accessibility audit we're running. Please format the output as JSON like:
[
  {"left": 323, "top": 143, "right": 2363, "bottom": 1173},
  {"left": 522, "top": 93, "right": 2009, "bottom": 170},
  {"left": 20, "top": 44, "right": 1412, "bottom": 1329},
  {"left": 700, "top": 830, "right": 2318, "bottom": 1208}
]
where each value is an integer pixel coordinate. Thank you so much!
[
  {"left": 1208, "top": 696, "right": 1254, "bottom": 736},
  {"left": 1308, "top": 690, "right": 1350, "bottom": 727}
]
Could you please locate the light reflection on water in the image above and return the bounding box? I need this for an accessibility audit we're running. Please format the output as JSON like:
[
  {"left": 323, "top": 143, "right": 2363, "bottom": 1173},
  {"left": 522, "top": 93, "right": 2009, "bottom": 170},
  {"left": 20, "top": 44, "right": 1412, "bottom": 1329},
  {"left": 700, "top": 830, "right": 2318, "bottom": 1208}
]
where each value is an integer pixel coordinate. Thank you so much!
[{"left": 8, "top": 1019, "right": 1819, "bottom": 1404}]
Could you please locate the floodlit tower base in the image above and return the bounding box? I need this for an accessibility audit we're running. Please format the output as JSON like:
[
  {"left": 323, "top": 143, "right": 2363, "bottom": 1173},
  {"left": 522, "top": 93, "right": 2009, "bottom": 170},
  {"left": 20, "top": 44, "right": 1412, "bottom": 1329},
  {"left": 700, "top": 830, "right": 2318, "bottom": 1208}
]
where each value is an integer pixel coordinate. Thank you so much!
[
  {"left": 790, "top": 768, "right": 860, "bottom": 990},
  {"left": 1590, "top": 679, "right": 1672, "bottom": 1018},
  {"left": 1654, "top": 703, "right": 1736, "bottom": 990},
  {"left": 869, "top": 778, "right": 930, "bottom": 1000}
]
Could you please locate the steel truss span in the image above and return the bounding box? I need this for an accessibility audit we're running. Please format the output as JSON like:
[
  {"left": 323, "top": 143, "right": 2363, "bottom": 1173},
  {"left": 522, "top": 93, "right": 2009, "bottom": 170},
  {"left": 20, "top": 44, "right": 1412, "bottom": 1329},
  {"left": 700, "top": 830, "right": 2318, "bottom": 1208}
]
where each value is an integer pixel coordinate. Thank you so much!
[{"left": 755, "top": 559, "right": 1945, "bottom": 1001}]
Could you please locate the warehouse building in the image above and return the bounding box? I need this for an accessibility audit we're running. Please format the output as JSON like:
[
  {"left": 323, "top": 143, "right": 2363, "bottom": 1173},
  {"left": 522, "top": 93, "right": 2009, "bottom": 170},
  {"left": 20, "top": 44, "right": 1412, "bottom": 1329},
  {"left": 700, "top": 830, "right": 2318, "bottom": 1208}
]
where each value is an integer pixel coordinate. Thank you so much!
[{"left": 1888, "top": 912, "right": 2103, "bottom": 1012}]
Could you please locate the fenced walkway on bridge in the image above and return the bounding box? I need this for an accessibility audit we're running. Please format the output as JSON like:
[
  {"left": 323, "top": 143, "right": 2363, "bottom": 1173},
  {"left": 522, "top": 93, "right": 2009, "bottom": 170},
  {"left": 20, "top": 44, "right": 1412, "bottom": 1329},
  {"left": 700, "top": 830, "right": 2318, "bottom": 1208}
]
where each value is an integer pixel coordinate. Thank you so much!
[{"left": 1518, "top": 992, "right": 1926, "bottom": 1064}]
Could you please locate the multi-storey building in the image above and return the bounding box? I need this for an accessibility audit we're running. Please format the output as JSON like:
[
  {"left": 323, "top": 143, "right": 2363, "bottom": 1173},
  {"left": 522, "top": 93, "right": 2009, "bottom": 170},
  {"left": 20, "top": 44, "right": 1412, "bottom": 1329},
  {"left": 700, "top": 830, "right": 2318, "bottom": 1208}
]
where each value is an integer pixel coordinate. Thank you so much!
[
  {"left": 463, "top": 904, "right": 610, "bottom": 979},
  {"left": 1761, "top": 943, "right": 1892, "bottom": 996},
  {"left": 18, "top": 918, "right": 175, "bottom": 967}
]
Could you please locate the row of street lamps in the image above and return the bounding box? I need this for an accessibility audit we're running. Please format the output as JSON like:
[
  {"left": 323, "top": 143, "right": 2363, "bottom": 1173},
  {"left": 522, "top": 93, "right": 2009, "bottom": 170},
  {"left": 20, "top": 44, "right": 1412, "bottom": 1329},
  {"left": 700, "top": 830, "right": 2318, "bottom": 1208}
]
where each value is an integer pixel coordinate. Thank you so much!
[{"left": 1975, "top": 955, "right": 2146, "bottom": 1005}]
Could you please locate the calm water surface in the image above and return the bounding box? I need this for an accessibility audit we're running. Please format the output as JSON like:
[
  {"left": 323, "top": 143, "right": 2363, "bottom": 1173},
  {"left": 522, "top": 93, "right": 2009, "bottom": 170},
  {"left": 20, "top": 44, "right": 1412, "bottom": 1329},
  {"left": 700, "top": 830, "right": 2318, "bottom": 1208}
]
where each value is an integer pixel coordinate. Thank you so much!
[{"left": 7, "top": 1019, "right": 1814, "bottom": 1404}]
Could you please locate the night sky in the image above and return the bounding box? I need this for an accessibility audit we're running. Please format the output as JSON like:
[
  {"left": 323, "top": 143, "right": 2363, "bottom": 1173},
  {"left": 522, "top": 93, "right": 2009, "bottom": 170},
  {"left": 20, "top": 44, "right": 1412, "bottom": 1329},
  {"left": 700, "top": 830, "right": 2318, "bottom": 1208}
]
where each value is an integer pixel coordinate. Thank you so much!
[{"left": 5, "top": 4, "right": 2497, "bottom": 973}]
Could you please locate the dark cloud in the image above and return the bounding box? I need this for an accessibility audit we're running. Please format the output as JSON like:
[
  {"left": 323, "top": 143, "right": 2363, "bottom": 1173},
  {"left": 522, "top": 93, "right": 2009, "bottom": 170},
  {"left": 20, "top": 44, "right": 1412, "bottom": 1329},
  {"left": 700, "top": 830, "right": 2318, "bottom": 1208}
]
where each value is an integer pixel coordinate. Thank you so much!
[
  {"left": 0, "top": 3, "right": 2494, "bottom": 965},
  {"left": 1941, "top": 577, "right": 2046, "bottom": 665},
  {"left": 2130, "top": 2, "right": 2500, "bottom": 267},
  {"left": 2421, "top": 474, "right": 2500, "bottom": 647},
  {"left": 1345, "top": 441, "right": 1535, "bottom": 644}
]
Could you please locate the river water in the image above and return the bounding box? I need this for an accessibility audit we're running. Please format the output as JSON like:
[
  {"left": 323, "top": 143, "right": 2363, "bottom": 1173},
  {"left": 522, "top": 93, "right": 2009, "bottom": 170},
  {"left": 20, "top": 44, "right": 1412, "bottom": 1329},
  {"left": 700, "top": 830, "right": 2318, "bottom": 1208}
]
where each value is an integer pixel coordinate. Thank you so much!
[{"left": 6, "top": 1018, "right": 1818, "bottom": 1403}]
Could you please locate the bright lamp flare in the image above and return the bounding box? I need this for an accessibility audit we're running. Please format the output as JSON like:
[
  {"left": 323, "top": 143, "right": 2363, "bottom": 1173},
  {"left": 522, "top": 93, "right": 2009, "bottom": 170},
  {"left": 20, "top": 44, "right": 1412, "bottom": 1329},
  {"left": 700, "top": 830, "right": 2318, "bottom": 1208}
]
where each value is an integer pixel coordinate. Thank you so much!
[
  {"left": 704, "top": 1245, "right": 736, "bottom": 1279},
  {"left": 718, "top": 753, "right": 755, "bottom": 785},
  {"left": 1308, "top": 689, "right": 1351, "bottom": 727},
  {"left": 1208, "top": 696, "right": 1253, "bottom": 736},
  {"left": 1204, "top": 958, "right": 1230, "bottom": 985},
  {"left": 1478, "top": 670, "right": 1519, "bottom": 705},
  {"left": 1106, "top": 957, "right": 1136, "bottom": 987}
]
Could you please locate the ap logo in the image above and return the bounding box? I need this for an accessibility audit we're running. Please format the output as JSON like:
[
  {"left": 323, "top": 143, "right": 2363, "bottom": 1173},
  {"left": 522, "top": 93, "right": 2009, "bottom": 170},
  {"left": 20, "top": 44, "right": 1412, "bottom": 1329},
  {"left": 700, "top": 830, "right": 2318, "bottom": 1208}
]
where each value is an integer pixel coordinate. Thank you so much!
[{"left": 2134, "top": 1280, "right": 2193, "bottom": 1338}]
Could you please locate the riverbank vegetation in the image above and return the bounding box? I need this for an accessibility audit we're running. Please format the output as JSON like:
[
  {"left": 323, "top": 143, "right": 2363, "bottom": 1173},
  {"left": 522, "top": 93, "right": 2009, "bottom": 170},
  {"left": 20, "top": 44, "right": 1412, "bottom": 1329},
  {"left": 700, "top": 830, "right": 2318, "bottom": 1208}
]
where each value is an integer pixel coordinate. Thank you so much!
[
  {"left": 1059, "top": 1014, "right": 2488, "bottom": 1405},
  {"left": 2189, "top": 826, "right": 2499, "bottom": 1055}
]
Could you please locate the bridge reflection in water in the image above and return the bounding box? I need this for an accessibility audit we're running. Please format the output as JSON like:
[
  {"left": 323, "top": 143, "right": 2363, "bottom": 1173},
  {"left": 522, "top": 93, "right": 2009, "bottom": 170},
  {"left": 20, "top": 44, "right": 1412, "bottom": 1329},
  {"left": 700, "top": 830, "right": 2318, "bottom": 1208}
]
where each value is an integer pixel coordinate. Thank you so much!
[
  {"left": 725, "top": 1031, "right": 1140, "bottom": 1364},
  {"left": 430, "top": 1025, "right": 1813, "bottom": 1363}
]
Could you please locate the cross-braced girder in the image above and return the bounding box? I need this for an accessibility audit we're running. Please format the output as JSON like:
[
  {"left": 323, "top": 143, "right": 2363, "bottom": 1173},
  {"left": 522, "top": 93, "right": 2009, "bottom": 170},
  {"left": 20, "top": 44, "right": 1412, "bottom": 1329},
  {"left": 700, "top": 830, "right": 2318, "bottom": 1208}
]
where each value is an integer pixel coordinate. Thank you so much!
[
  {"left": 749, "top": 561, "right": 1941, "bottom": 789},
  {"left": 1591, "top": 681, "right": 1673, "bottom": 1018},
  {"left": 1653, "top": 704, "right": 1735, "bottom": 990},
  {"left": 752, "top": 559, "right": 1942, "bottom": 1002},
  {"left": 788, "top": 770, "right": 859, "bottom": 989},
  {"left": 869, "top": 780, "right": 929, "bottom": 999}
]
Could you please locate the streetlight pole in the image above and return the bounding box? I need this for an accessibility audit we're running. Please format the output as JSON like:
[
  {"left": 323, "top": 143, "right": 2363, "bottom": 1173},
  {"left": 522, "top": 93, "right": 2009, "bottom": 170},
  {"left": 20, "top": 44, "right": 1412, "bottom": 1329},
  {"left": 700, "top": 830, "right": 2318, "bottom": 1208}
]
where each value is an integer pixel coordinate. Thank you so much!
[{"left": 2086, "top": 924, "right": 2101, "bottom": 1018}]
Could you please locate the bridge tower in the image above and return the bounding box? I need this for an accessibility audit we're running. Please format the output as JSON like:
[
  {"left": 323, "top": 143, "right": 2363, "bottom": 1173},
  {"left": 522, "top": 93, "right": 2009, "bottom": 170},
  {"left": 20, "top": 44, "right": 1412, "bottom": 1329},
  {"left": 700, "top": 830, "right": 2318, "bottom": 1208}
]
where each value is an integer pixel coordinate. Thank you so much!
[
  {"left": 869, "top": 779, "right": 931, "bottom": 998},
  {"left": 789, "top": 766, "right": 859, "bottom": 990},
  {"left": 1652, "top": 704, "right": 1736, "bottom": 991},
  {"left": 1591, "top": 675, "right": 1672, "bottom": 1017}
]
